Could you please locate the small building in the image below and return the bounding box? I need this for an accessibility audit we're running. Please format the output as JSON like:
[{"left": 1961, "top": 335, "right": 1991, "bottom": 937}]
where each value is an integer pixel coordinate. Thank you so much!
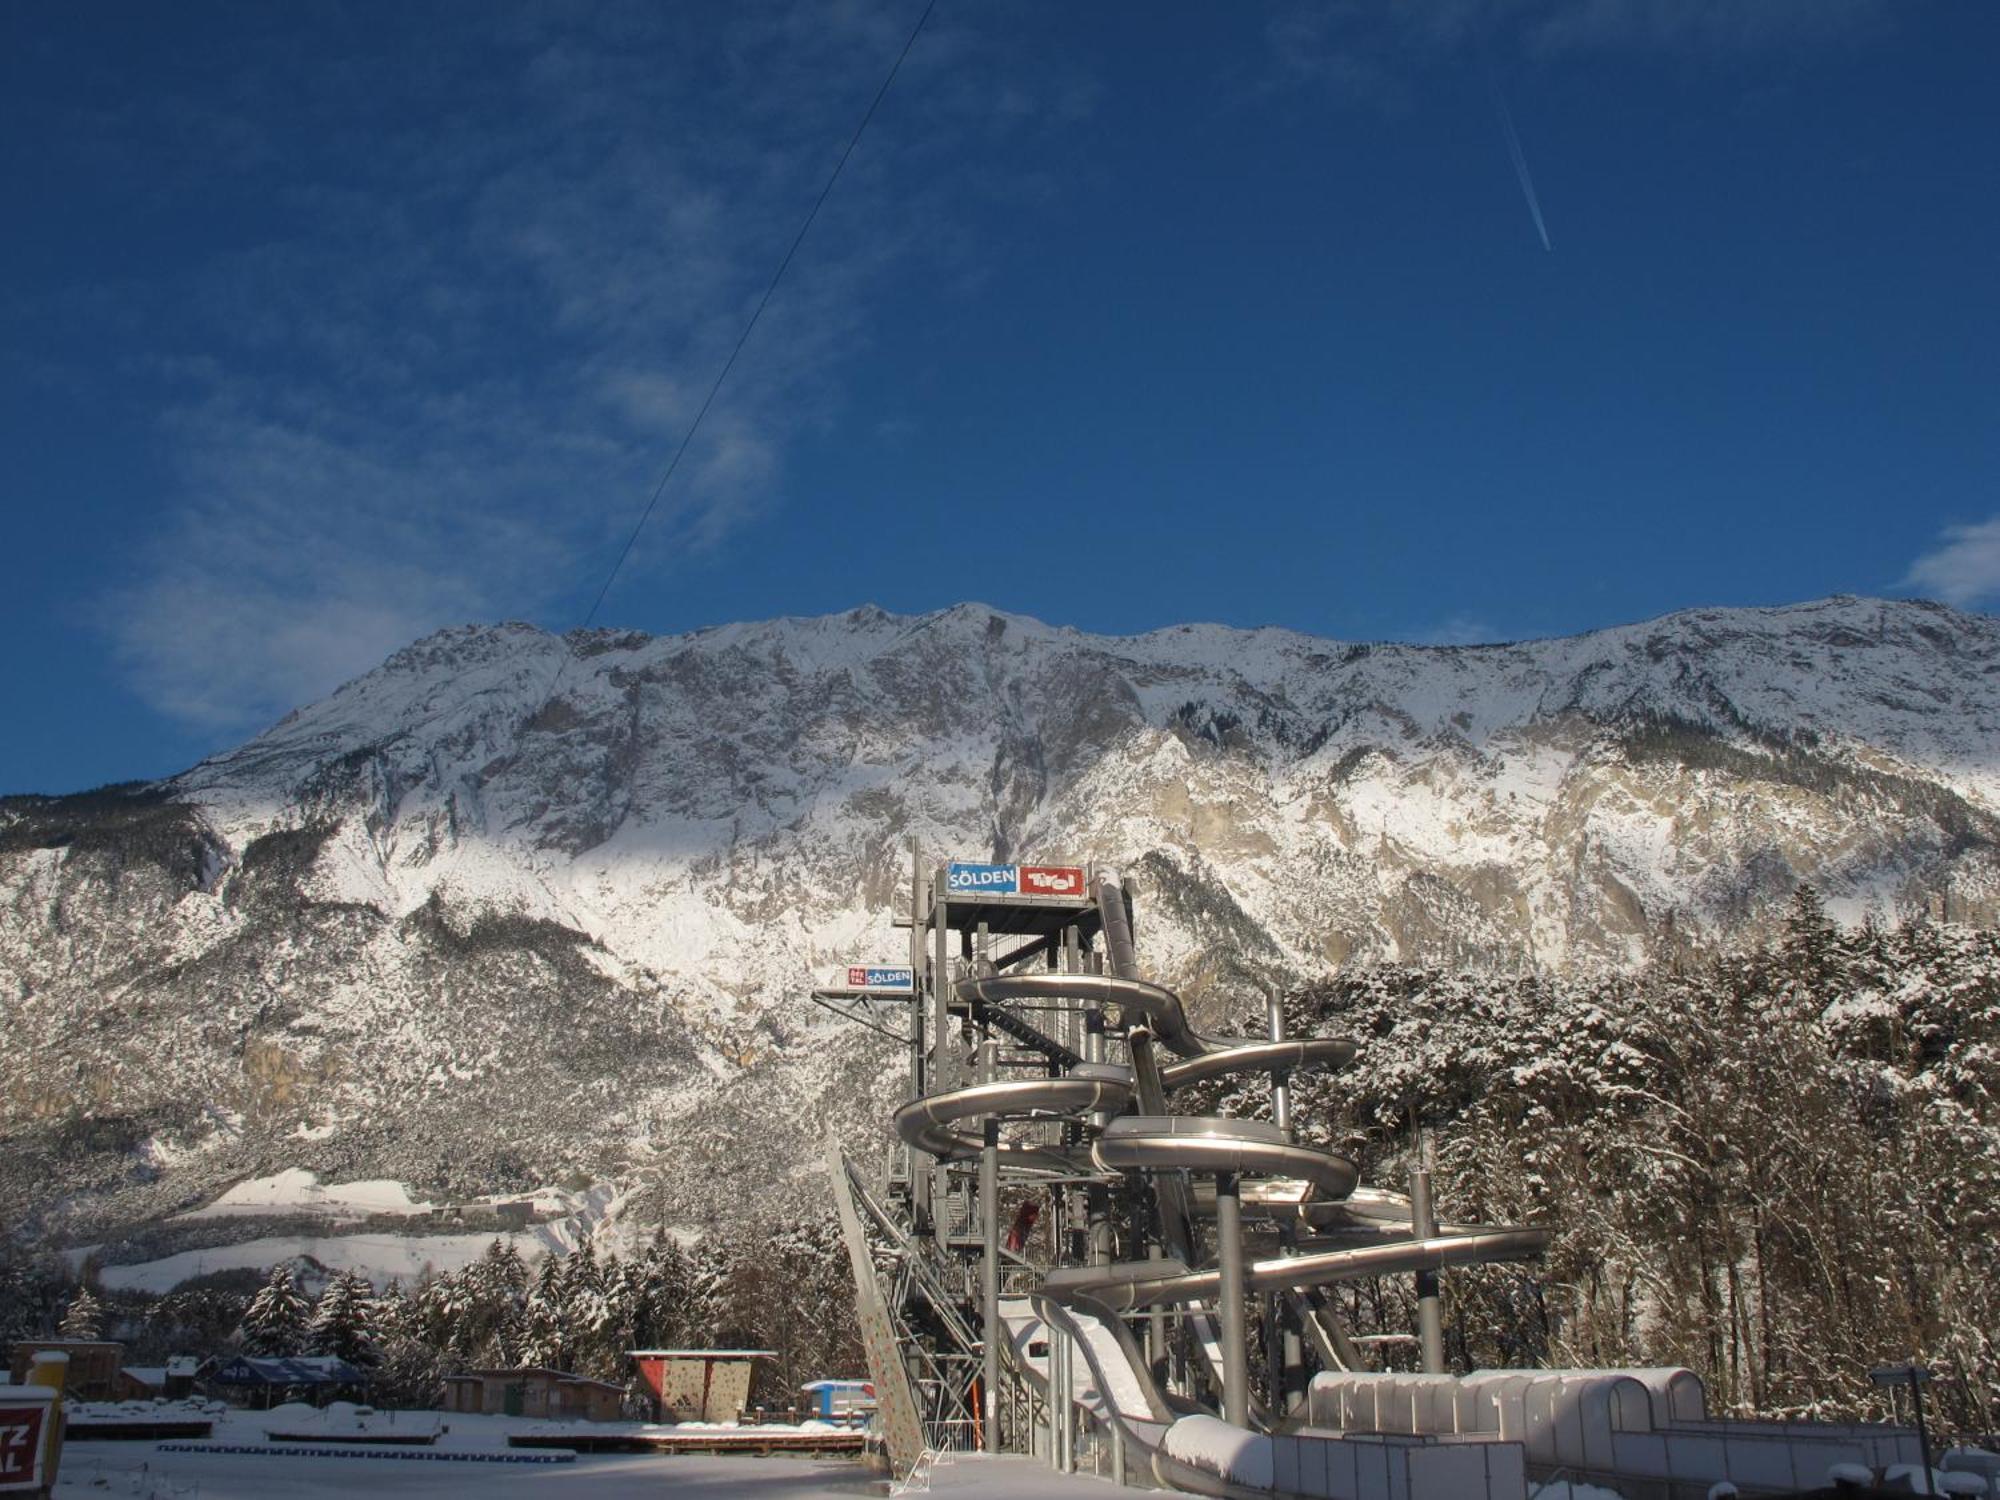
[
  {"left": 441, "top": 1368, "right": 624, "bottom": 1422},
  {"left": 628, "top": 1349, "right": 773, "bottom": 1423},
  {"left": 802, "top": 1379, "right": 875, "bottom": 1423},
  {"left": 207, "top": 1355, "right": 366, "bottom": 1409},
  {"left": 9, "top": 1341, "right": 125, "bottom": 1401},
  {"left": 117, "top": 1356, "right": 201, "bottom": 1403}
]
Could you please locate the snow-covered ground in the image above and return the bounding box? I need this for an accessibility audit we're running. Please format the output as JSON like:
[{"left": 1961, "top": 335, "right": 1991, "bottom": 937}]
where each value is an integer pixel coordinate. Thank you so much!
[
  {"left": 58, "top": 1408, "right": 1128, "bottom": 1500},
  {"left": 178, "top": 1169, "right": 428, "bottom": 1219},
  {"left": 87, "top": 1227, "right": 582, "bottom": 1293},
  {"left": 174, "top": 1170, "right": 608, "bottom": 1225},
  {"left": 74, "top": 1177, "right": 620, "bottom": 1292}
]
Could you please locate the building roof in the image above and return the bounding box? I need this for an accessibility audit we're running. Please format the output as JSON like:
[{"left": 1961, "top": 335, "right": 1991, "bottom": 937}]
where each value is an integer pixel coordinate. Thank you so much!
[
  {"left": 627, "top": 1349, "right": 774, "bottom": 1360},
  {"left": 10, "top": 1339, "right": 122, "bottom": 1350},
  {"left": 449, "top": 1368, "right": 625, "bottom": 1391},
  {"left": 212, "top": 1355, "right": 364, "bottom": 1386}
]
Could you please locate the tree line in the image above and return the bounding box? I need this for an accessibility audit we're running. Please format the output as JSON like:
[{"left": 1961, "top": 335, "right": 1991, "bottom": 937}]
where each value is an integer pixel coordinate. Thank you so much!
[
  {"left": 2, "top": 1215, "right": 863, "bottom": 1412},
  {"left": 1201, "top": 892, "right": 2000, "bottom": 1439},
  {"left": 7, "top": 891, "right": 1995, "bottom": 1438}
]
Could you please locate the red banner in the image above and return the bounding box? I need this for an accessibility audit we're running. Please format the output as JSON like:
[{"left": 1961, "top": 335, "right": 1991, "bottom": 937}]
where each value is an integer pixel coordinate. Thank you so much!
[
  {"left": 0, "top": 1403, "right": 45, "bottom": 1489},
  {"left": 1018, "top": 865, "right": 1084, "bottom": 898}
]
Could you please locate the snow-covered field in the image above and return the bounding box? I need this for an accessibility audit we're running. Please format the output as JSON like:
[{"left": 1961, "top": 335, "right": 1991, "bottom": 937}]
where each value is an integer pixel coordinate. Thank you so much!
[
  {"left": 71, "top": 1175, "right": 620, "bottom": 1293},
  {"left": 87, "top": 1227, "right": 579, "bottom": 1293},
  {"left": 178, "top": 1169, "right": 428, "bottom": 1219},
  {"left": 58, "top": 1426, "right": 1118, "bottom": 1500},
  {"left": 54, "top": 1401, "right": 1128, "bottom": 1496}
]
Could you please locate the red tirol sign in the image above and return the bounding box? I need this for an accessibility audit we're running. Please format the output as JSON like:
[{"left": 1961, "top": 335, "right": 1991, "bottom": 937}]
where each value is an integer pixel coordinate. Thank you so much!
[
  {"left": 1018, "top": 865, "right": 1085, "bottom": 898},
  {"left": 0, "top": 1403, "right": 46, "bottom": 1490}
]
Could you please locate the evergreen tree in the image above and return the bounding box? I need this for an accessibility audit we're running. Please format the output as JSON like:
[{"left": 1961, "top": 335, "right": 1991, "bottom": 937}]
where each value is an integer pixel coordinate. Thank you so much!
[
  {"left": 518, "top": 1253, "right": 570, "bottom": 1370},
  {"left": 58, "top": 1288, "right": 103, "bottom": 1340},
  {"left": 486, "top": 1239, "right": 529, "bottom": 1296},
  {"left": 369, "top": 1284, "right": 444, "bottom": 1408},
  {"left": 239, "top": 1265, "right": 309, "bottom": 1356},
  {"left": 1236, "top": 915, "right": 2000, "bottom": 1434},
  {"left": 307, "top": 1272, "right": 377, "bottom": 1366},
  {"left": 141, "top": 1288, "right": 247, "bottom": 1363},
  {"left": 1781, "top": 881, "right": 1839, "bottom": 989}
]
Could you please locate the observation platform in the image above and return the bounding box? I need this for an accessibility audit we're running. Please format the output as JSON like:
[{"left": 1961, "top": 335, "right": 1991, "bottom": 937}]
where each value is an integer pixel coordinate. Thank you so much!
[{"left": 893, "top": 859, "right": 1106, "bottom": 943}]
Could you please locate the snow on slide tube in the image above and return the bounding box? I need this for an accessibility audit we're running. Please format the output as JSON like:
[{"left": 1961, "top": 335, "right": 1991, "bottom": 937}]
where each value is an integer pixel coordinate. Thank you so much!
[{"left": 893, "top": 1064, "right": 1134, "bottom": 1175}]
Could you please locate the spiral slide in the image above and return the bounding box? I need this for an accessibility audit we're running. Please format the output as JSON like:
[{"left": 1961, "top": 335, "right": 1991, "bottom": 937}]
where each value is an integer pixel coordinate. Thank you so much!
[
  {"left": 893, "top": 948, "right": 1550, "bottom": 1498},
  {"left": 863, "top": 864, "right": 1931, "bottom": 1498}
]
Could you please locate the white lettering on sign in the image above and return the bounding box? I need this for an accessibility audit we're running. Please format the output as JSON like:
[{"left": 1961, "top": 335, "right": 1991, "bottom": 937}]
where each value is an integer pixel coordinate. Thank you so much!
[{"left": 1019, "top": 865, "right": 1085, "bottom": 897}]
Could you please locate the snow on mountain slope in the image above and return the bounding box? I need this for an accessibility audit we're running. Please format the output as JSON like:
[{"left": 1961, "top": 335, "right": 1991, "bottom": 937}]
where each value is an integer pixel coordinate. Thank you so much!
[{"left": 2, "top": 594, "right": 1997, "bottom": 1264}]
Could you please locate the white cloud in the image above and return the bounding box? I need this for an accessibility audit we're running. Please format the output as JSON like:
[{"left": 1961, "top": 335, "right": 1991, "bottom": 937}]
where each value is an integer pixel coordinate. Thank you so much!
[
  {"left": 1510, "top": 0, "right": 1887, "bottom": 55},
  {"left": 1410, "top": 614, "right": 1502, "bottom": 647},
  {"left": 61, "top": 2, "right": 1090, "bottom": 739},
  {"left": 110, "top": 568, "right": 488, "bottom": 735},
  {"left": 1904, "top": 516, "right": 2000, "bottom": 607},
  {"left": 1266, "top": 0, "right": 1889, "bottom": 104}
]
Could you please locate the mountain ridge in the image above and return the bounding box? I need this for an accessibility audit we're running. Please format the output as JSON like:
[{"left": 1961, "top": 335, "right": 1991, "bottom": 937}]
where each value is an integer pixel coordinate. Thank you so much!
[{"left": 3, "top": 593, "right": 1997, "bottom": 1261}]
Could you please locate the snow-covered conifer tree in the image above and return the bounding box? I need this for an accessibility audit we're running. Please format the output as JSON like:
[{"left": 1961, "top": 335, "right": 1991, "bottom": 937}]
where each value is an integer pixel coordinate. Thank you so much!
[
  {"left": 307, "top": 1271, "right": 377, "bottom": 1366},
  {"left": 239, "top": 1265, "right": 309, "bottom": 1356},
  {"left": 58, "top": 1287, "right": 103, "bottom": 1340}
]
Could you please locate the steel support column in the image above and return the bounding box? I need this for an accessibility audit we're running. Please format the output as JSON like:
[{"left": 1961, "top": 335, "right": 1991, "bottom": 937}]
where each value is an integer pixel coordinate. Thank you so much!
[
  {"left": 1410, "top": 1135, "right": 1445, "bottom": 1375},
  {"left": 980, "top": 1126, "right": 1000, "bottom": 1449},
  {"left": 1216, "top": 1170, "right": 1250, "bottom": 1429}
]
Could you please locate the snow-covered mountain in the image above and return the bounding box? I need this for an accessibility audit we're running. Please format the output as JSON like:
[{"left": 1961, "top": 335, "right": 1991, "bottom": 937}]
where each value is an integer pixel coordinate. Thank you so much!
[{"left": 3, "top": 595, "right": 1997, "bottom": 1264}]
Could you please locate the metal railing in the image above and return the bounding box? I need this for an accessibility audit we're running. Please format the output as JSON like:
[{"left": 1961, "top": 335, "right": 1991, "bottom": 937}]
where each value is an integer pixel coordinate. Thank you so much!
[{"left": 923, "top": 1418, "right": 980, "bottom": 1454}]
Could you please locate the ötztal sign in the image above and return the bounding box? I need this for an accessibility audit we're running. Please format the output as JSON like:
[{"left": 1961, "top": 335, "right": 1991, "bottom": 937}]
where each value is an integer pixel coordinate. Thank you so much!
[
  {"left": 0, "top": 1400, "right": 47, "bottom": 1491},
  {"left": 945, "top": 862, "right": 1086, "bottom": 899}
]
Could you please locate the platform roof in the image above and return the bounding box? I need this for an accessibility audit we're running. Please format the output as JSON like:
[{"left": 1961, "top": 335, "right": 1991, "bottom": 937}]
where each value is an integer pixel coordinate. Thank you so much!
[{"left": 903, "top": 893, "right": 1105, "bottom": 941}]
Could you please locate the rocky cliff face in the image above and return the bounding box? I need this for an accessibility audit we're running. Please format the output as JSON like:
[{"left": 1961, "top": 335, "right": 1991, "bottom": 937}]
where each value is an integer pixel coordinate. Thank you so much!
[{"left": 3, "top": 595, "right": 1997, "bottom": 1260}]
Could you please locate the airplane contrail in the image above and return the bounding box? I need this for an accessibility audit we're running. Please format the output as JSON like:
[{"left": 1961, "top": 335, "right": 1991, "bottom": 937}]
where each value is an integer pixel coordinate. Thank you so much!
[{"left": 1490, "top": 80, "right": 1552, "bottom": 252}]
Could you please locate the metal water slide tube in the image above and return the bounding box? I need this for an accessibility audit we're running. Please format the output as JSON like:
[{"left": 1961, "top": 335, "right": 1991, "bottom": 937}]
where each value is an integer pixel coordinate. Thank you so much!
[
  {"left": 892, "top": 1066, "right": 1134, "bottom": 1174},
  {"left": 1096, "top": 1116, "right": 1359, "bottom": 1201},
  {"left": 1021, "top": 1226, "right": 1551, "bottom": 1500},
  {"left": 1158, "top": 1038, "right": 1357, "bottom": 1089},
  {"left": 958, "top": 947, "right": 1369, "bottom": 1421},
  {"left": 904, "top": 871, "right": 1551, "bottom": 1495},
  {"left": 1042, "top": 1226, "right": 1551, "bottom": 1315}
]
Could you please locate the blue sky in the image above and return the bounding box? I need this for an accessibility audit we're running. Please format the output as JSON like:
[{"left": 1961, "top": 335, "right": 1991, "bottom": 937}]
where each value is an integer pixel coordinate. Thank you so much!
[{"left": 3, "top": 1, "right": 1997, "bottom": 793}]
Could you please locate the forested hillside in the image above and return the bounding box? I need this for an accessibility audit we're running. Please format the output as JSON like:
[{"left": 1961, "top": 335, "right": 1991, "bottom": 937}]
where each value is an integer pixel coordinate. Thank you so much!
[
  {"left": 1205, "top": 894, "right": 2000, "bottom": 1436},
  {"left": 0, "top": 1216, "right": 863, "bottom": 1411},
  {"left": 6, "top": 893, "right": 1993, "bottom": 1436}
]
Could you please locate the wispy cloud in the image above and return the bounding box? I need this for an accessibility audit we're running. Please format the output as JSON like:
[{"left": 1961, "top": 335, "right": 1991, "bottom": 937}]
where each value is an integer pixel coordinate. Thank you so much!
[
  {"left": 1409, "top": 614, "right": 1502, "bottom": 647},
  {"left": 1266, "top": 0, "right": 1890, "bottom": 104},
  {"left": 1904, "top": 516, "right": 2000, "bottom": 608},
  {"left": 1489, "top": 77, "right": 1552, "bottom": 251},
  {"left": 39, "top": 2, "right": 1086, "bottom": 737},
  {"left": 1501, "top": 0, "right": 1889, "bottom": 57}
]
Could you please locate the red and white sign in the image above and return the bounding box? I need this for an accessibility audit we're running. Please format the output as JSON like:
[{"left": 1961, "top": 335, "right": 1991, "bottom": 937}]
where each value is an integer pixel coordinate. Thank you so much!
[
  {"left": 1018, "top": 865, "right": 1085, "bottom": 898},
  {"left": 0, "top": 1401, "right": 47, "bottom": 1490}
]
